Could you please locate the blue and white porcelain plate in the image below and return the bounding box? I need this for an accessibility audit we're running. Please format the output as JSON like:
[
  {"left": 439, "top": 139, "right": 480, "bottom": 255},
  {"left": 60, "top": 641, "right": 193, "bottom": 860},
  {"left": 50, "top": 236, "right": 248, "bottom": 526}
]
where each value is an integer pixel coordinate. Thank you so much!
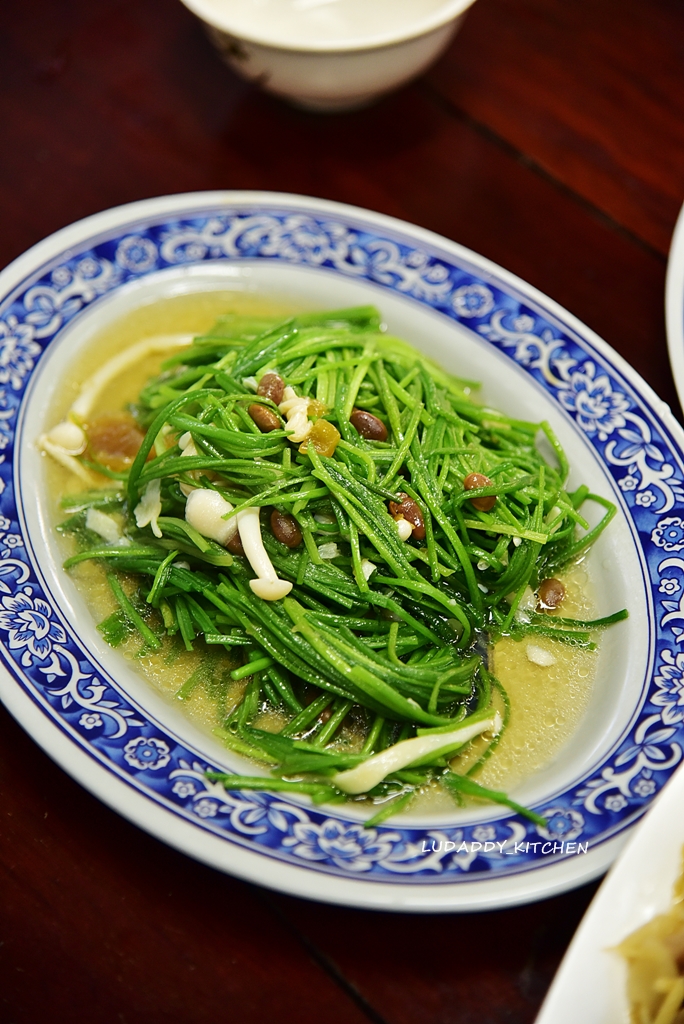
[{"left": 1, "top": 191, "right": 682, "bottom": 912}]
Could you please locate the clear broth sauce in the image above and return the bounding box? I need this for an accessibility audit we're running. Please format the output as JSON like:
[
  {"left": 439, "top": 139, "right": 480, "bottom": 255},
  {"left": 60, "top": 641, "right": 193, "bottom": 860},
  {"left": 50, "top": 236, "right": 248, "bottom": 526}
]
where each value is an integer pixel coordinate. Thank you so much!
[{"left": 45, "top": 293, "right": 598, "bottom": 808}]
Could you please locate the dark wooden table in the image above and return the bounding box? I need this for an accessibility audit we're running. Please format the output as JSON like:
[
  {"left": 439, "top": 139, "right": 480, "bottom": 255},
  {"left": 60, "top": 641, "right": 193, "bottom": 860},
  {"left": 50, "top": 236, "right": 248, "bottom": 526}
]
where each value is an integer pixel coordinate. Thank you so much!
[{"left": 1, "top": 1, "right": 683, "bottom": 1020}]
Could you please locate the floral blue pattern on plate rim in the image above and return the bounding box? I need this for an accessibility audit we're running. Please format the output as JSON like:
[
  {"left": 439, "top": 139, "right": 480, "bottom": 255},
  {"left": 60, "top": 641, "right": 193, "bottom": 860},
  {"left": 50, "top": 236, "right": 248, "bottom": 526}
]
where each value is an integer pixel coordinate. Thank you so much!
[{"left": 0, "top": 191, "right": 681, "bottom": 910}]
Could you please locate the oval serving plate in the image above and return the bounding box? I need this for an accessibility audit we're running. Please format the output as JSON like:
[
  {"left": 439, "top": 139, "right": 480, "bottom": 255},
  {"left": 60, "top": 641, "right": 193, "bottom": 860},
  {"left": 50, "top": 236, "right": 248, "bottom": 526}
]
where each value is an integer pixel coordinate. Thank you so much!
[{"left": 1, "top": 191, "right": 682, "bottom": 912}]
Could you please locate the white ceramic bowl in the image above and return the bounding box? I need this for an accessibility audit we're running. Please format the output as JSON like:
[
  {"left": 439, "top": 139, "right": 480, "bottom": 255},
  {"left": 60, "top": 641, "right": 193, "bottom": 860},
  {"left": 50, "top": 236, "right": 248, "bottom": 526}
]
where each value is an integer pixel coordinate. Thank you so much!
[{"left": 179, "top": 0, "right": 476, "bottom": 111}]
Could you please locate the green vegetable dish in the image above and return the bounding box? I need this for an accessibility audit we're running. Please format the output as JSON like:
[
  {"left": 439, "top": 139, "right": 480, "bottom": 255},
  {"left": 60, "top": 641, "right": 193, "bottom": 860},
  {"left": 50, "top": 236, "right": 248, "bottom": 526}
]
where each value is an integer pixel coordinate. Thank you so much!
[{"left": 43, "top": 303, "right": 627, "bottom": 828}]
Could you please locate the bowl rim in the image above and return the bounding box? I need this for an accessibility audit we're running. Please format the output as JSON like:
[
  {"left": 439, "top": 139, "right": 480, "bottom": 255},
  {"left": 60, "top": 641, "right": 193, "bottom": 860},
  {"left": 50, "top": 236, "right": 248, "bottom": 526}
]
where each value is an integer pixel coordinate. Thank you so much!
[
  {"left": 178, "top": 0, "right": 476, "bottom": 54},
  {"left": 0, "top": 189, "right": 682, "bottom": 912}
]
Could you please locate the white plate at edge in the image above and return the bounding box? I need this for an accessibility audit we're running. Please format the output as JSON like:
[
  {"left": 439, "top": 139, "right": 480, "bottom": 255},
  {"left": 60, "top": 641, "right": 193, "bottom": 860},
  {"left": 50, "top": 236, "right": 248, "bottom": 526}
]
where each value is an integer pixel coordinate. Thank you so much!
[
  {"left": 666, "top": 201, "right": 684, "bottom": 412},
  {"left": 536, "top": 756, "right": 684, "bottom": 1023}
]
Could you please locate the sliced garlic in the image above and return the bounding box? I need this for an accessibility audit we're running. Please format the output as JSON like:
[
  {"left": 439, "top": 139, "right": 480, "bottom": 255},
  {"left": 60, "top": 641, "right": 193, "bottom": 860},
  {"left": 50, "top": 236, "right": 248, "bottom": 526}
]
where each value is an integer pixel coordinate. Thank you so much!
[
  {"left": 285, "top": 408, "right": 312, "bottom": 443},
  {"left": 134, "top": 479, "right": 162, "bottom": 538},
  {"left": 361, "top": 558, "right": 376, "bottom": 581},
  {"left": 278, "top": 387, "right": 313, "bottom": 443},
  {"left": 395, "top": 517, "right": 413, "bottom": 542},
  {"left": 317, "top": 542, "right": 340, "bottom": 560},
  {"left": 526, "top": 644, "right": 557, "bottom": 667},
  {"left": 85, "top": 507, "right": 125, "bottom": 545},
  {"left": 184, "top": 489, "right": 238, "bottom": 546}
]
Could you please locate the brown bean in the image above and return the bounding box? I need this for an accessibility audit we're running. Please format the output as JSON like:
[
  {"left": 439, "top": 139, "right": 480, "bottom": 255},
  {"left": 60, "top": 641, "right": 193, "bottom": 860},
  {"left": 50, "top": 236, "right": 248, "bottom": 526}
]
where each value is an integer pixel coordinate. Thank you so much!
[
  {"left": 537, "top": 578, "right": 566, "bottom": 610},
  {"left": 257, "top": 372, "right": 284, "bottom": 405},
  {"left": 226, "top": 532, "right": 245, "bottom": 556},
  {"left": 388, "top": 492, "right": 425, "bottom": 540},
  {"left": 249, "top": 403, "right": 281, "bottom": 432},
  {"left": 271, "top": 509, "right": 302, "bottom": 548},
  {"left": 463, "top": 472, "right": 496, "bottom": 512},
  {"left": 350, "top": 407, "right": 388, "bottom": 442}
]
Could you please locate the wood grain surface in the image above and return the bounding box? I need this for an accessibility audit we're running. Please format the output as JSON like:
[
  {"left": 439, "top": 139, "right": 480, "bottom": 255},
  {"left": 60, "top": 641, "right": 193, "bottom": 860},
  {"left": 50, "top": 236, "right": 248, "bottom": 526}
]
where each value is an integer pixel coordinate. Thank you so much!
[{"left": 0, "top": 1, "right": 682, "bottom": 1021}]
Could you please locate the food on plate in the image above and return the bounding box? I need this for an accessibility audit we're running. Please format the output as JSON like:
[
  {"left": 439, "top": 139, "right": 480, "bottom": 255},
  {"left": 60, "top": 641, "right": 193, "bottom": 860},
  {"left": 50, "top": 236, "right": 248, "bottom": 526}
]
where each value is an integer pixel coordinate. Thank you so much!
[
  {"left": 42, "top": 302, "right": 627, "bottom": 824},
  {"left": 618, "top": 851, "right": 684, "bottom": 1024}
]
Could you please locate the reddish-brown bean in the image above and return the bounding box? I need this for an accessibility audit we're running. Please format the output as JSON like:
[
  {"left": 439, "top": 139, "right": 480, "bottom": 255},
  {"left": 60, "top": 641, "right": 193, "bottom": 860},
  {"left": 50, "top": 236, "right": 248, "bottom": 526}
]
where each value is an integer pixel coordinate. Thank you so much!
[
  {"left": 388, "top": 492, "right": 426, "bottom": 541},
  {"left": 537, "top": 578, "right": 566, "bottom": 610},
  {"left": 463, "top": 472, "right": 496, "bottom": 512},
  {"left": 257, "top": 372, "right": 285, "bottom": 405},
  {"left": 248, "top": 403, "right": 281, "bottom": 432},
  {"left": 226, "top": 532, "right": 245, "bottom": 556},
  {"left": 350, "top": 407, "right": 388, "bottom": 442},
  {"left": 270, "top": 509, "right": 302, "bottom": 548}
]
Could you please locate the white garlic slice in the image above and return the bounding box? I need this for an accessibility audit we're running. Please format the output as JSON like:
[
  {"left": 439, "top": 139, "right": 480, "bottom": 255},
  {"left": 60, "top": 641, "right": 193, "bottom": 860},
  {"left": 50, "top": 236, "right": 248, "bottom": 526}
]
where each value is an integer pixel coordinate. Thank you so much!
[
  {"left": 278, "top": 387, "right": 313, "bottom": 443},
  {"left": 360, "top": 559, "right": 377, "bottom": 581},
  {"left": 395, "top": 517, "right": 413, "bottom": 542},
  {"left": 526, "top": 644, "right": 557, "bottom": 667},
  {"left": 317, "top": 542, "right": 340, "bottom": 560},
  {"left": 134, "top": 479, "right": 163, "bottom": 538},
  {"left": 85, "top": 507, "right": 124, "bottom": 545},
  {"left": 285, "top": 408, "right": 312, "bottom": 443}
]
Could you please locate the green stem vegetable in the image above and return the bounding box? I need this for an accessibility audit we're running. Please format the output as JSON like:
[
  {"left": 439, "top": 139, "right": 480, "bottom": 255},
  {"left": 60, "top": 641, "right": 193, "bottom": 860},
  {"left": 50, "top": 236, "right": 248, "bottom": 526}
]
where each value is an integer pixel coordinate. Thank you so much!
[{"left": 56, "top": 305, "right": 627, "bottom": 827}]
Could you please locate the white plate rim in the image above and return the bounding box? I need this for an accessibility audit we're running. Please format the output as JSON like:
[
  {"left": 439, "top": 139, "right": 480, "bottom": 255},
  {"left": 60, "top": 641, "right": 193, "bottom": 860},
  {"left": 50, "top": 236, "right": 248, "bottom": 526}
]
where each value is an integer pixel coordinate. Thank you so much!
[
  {"left": 535, "top": 756, "right": 684, "bottom": 1023},
  {"left": 666, "top": 200, "right": 684, "bottom": 415}
]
